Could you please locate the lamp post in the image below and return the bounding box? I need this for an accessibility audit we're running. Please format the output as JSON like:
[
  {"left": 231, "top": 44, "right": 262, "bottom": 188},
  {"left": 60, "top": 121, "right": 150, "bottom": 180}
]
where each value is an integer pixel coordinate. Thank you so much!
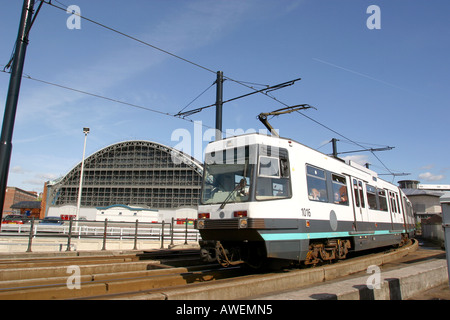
[{"left": 76, "top": 127, "right": 89, "bottom": 223}]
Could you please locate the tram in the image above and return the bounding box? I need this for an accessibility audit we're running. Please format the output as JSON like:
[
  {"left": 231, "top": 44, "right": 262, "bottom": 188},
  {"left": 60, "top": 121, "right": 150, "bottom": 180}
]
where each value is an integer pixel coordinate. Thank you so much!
[{"left": 196, "top": 133, "right": 415, "bottom": 268}]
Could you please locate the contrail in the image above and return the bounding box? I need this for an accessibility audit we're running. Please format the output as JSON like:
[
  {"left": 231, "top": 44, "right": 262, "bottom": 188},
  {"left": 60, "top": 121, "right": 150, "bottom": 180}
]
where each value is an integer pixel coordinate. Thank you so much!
[{"left": 312, "top": 57, "right": 407, "bottom": 91}]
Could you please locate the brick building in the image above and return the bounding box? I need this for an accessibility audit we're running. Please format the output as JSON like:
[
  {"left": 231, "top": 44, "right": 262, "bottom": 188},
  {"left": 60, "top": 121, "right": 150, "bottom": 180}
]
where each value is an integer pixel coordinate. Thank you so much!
[
  {"left": 2, "top": 187, "right": 38, "bottom": 216},
  {"left": 10, "top": 201, "right": 42, "bottom": 219}
]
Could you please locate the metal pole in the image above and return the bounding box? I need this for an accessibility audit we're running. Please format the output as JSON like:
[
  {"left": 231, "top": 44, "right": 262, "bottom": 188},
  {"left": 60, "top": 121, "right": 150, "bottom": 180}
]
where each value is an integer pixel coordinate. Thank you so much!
[
  {"left": 133, "top": 219, "right": 138, "bottom": 250},
  {"left": 160, "top": 220, "right": 165, "bottom": 249},
  {"left": 66, "top": 216, "right": 73, "bottom": 251},
  {"left": 26, "top": 217, "right": 35, "bottom": 252},
  {"left": 215, "top": 71, "right": 223, "bottom": 141},
  {"left": 184, "top": 217, "right": 189, "bottom": 245},
  {"left": 440, "top": 194, "right": 450, "bottom": 288},
  {"left": 170, "top": 217, "right": 174, "bottom": 248},
  {"left": 331, "top": 138, "right": 339, "bottom": 158},
  {"left": 102, "top": 218, "right": 108, "bottom": 251},
  {"left": 76, "top": 128, "right": 89, "bottom": 225},
  {"left": 0, "top": 0, "right": 35, "bottom": 227}
]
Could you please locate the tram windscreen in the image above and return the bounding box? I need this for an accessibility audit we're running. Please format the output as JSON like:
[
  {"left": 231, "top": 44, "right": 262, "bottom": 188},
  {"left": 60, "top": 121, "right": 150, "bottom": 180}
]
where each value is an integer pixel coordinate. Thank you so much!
[{"left": 201, "top": 148, "right": 254, "bottom": 205}]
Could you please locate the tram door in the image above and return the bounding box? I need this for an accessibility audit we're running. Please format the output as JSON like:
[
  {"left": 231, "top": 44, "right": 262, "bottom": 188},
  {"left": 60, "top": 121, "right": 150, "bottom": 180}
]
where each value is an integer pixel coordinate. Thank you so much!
[
  {"left": 388, "top": 191, "right": 403, "bottom": 230},
  {"left": 351, "top": 178, "right": 369, "bottom": 231}
]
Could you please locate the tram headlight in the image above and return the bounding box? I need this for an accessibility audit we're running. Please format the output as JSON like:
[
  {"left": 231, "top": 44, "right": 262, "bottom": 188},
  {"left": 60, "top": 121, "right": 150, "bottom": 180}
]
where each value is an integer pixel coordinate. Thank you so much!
[
  {"left": 197, "top": 220, "right": 205, "bottom": 229},
  {"left": 239, "top": 217, "right": 248, "bottom": 229}
]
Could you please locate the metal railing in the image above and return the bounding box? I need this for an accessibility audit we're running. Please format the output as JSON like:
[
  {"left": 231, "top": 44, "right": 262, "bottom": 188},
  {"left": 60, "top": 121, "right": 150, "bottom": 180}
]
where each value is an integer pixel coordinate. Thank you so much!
[{"left": 0, "top": 217, "right": 200, "bottom": 252}]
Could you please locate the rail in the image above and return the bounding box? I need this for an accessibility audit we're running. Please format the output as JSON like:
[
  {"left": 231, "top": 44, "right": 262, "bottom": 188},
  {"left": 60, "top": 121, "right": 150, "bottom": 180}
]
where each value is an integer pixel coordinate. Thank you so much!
[{"left": 0, "top": 217, "right": 200, "bottom": 252}]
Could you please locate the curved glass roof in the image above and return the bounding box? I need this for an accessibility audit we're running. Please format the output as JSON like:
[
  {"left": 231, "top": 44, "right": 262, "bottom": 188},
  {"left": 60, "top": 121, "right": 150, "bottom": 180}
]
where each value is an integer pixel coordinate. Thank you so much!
[{"left": 46, "top": 140, "right": 203, "bottom": 209}]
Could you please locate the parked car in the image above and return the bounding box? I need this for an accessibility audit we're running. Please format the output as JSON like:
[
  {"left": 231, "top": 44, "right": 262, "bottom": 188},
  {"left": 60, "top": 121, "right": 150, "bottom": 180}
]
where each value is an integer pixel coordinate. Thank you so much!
[
  {"left": 2, "top": 215, "right": 29, "bottom": 224},
  {"left": 39, "top": 217, "right": 64, "bottom": 225}
]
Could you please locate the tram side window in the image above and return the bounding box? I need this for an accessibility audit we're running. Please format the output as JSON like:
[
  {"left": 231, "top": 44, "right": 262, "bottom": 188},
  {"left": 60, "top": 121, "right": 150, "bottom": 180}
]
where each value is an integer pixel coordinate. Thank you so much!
[
  {"left": 366, "top": 185, "right": 377, "bottom": 210},
  {"left": 405, "top": 198, "right": 413, "bottom": 218},
  {"left": 378, "top": 189, "right": 388, "bottom": 211},
  {"left": 306, "top": 165, "right": 328, "bottom": 202},
  {"left": 259, "top": 156, "right": 280, "bottom": 177},
  {"left": 359, "top": 181, "right": 365, "bottom": 208},
  {"left": 332, "top": 174, "right": 348, "bottom": 205},
  {"left": 389, "top": 191, "right": 399, "bottom": 214},
  {"left": 353, "top": 179, "right": 360, "bottom": 207},
  {"left": 391, "top": 192, "right": 396, "bottom": 213},
  {"left": 395, "top": 194, "right": 401, "bottom": 214},
  {"left": 256, "top": 155, "right": 291, "bottom": 200}
]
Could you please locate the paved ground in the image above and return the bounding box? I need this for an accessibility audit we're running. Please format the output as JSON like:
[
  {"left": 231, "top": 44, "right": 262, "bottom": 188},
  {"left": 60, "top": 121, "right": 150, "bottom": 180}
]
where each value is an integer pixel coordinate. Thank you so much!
[
  {"left": 409, "top": 237, "right": 449, "bottom": 300},
  {"left": 254, "top": 237, "right": 449, "bottom": 300},
  {"left": 409, "top": 282, "right": 450, "bottom": 300}
]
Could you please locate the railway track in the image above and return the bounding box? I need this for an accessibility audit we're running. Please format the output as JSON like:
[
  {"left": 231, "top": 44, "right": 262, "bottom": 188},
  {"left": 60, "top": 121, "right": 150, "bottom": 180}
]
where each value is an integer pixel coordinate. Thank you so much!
[
  {"left": 0, "top": 248, "right": 243, "bottom": 300},
  {"left": 0, "top": 240, "right": 424, "bottom": 300},
  {"left": 108, "top": 240, "right": 422, "bottom": 300}
]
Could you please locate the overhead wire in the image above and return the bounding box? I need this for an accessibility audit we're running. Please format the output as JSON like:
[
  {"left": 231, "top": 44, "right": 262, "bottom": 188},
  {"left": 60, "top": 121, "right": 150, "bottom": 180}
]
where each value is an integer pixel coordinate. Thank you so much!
[
  {"left": 3, "top": 43, "right": 17, "bottom": 72},
  {"left": 177, "top": 81, "right": 216, "bottom": 115},
  {"left": 0, "top": 69, "right": 215, "bottom": 130},
  {"left": 37, "top": 0, "right": 304, "bottom": 112},
  {"left": 3, "top": 0, "right": 44, "bottom": 71},
  {"left": 293, "top": 109, "right": 395, "bottom": 176},
  {"left": 31, "top": 1, "right": 398, "bottom": 175},
  {"left": 39, "top": 0, "right": 217, "bottom": 75}
]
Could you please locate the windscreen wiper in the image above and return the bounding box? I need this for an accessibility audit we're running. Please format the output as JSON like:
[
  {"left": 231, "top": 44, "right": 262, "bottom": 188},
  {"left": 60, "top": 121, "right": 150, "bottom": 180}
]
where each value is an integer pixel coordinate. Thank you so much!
[{"left": 219, "top": 179, "right": 246, "bottom": 209}]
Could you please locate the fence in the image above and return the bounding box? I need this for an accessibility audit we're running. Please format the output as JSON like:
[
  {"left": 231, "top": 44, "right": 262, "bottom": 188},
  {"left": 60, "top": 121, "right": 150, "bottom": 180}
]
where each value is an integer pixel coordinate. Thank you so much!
[{"left": 0, "top": 217, "right": 200, "bottom": 252}]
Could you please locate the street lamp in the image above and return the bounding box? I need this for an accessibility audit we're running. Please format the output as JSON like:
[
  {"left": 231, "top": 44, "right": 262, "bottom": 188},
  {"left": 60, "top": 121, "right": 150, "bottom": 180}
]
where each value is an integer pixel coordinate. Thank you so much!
[{"left": 76, "top": 127, "right": 89, "bottom": 222}]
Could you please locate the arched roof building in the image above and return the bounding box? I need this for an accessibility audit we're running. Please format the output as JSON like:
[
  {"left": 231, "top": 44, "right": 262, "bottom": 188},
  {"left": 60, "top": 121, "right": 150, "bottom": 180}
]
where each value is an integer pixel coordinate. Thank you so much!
[{"left": 45, "top": 140, "right": 203, "bottom": 213}]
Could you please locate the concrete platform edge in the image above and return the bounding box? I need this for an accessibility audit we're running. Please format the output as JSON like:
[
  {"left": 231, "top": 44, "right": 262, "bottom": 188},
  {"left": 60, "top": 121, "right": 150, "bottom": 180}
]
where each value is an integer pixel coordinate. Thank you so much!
[{"left": 258, "top": 259, "right": 449, "bottom": 300}]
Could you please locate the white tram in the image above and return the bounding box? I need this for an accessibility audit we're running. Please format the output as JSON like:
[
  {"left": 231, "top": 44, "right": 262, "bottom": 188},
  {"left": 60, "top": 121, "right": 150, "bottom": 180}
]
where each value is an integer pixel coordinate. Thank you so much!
[{"left": 196, "top": 133, "right": 415, "bottom": 268}]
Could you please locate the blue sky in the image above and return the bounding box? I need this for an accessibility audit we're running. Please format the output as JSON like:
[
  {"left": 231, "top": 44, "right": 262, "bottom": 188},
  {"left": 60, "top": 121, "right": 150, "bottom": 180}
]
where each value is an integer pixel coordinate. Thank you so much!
[{"left": 0, "top": 0, "right": 449, "bottom": 193}]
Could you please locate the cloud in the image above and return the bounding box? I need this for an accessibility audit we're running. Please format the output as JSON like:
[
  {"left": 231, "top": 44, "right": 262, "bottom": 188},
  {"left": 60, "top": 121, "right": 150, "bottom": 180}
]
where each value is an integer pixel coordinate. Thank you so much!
[
  {"left": 16, "top": 0, "right": 256, "bottom": 131},
  {"left": 11, "top": 166, "right": 26, "bottom": 174},
  {"left": 4, "top": 0, "right": 293, "bottom": 192},
  {"left": 22, "top": 178, "right": 48, "bottom": 186},
  {"left": 418, "top": 172, "right": 445, "bottom": 182},
  {"left": 22, "top": 173, "right": 59, "bottom": 186}
]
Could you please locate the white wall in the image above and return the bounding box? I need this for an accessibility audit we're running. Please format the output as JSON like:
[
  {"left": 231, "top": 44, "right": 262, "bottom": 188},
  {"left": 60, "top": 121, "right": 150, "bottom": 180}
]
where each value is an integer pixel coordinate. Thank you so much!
[
  {"left": 47, "top": 205, "right": 198, "bottom": 223},
  {"left": 96, "top": 206, "right": 159, "bottom": 223},
  {"left": 47, "top": 205, "right": 100, "bottom": 220}
]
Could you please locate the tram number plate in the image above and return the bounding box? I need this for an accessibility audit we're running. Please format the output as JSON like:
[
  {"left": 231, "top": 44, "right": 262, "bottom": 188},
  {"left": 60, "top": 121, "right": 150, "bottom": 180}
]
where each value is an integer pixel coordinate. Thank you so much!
[{"left": 301, "top": 208, "right": 311, "bottom": 217}]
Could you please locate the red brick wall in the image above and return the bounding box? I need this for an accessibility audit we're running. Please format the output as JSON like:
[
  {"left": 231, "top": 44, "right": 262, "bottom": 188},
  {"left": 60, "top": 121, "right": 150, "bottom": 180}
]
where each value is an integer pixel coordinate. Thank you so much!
[
  {"left": 2, "top": 187, "right": 38, "bottom": 215},
  {"left": 40, "top": 183, "right": 48, "bottom": 219}
]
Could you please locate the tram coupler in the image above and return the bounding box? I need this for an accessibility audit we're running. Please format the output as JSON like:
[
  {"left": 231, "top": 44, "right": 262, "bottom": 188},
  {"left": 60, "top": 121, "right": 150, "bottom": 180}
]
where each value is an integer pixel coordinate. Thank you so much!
[{"left": 199, "top": 240, "right": 217, "bottom": 263}]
